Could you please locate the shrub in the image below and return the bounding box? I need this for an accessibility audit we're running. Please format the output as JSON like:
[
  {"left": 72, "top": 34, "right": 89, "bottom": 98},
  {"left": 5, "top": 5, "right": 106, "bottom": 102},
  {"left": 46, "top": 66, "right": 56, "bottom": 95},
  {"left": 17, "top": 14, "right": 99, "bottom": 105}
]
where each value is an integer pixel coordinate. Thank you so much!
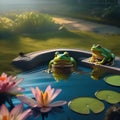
[
  {"left": 102, "top": 5, "right": 120, "bottom": 19},
  {"left": 0, "top": 17, "right": 15, "bottom": 38},
  {"left": 14, "top": 12, "right": 59, "bottom": 34}
]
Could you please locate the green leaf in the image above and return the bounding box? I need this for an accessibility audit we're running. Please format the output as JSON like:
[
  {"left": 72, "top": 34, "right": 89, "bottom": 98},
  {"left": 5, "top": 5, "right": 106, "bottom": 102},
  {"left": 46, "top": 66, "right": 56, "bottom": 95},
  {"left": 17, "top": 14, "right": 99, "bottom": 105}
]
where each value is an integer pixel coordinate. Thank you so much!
[
  {"left": 68, "top": 97, "right": 104, "bottom": 114},
  {"left": 104, "top": 75, "right": 120, "bottom": 86},
  {"left": 95, "top": 90, "right": 120, "bottom": 104}
]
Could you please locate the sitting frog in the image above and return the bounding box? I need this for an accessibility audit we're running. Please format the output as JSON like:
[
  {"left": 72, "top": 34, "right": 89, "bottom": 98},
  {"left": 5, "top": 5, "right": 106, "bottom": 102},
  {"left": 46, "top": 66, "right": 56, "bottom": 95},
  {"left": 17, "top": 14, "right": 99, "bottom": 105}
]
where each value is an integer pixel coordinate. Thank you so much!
[
  {"left": 90, "top": 44, "right": 115, "bottom": 65},
  {"left": 48, "top": 51, "right": 77, "bottom": 72}
]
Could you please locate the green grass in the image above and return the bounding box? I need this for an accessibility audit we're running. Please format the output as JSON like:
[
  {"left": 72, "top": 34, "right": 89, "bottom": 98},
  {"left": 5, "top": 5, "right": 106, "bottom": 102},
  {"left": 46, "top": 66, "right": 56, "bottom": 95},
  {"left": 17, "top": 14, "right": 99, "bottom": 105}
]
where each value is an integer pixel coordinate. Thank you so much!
[{"left": 0, "top": 30, "right": 120, "bottom": 75}]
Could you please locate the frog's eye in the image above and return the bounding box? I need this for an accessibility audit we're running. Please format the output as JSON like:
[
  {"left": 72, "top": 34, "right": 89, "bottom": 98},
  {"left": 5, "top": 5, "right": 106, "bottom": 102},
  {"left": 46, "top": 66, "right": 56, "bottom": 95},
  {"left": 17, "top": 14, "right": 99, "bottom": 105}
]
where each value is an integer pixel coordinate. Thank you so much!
[
  {"left": 92, "top": 44, "right": 95, "bottom": 47},
  {"left": 55, "top": 51, "right": 59, "bottom": 57},
  {"left": 96, "top": 44, "right": 101, "bottom": 48},
  {"left": 64, "top": 52, "right": 69, "bottom": 56}
]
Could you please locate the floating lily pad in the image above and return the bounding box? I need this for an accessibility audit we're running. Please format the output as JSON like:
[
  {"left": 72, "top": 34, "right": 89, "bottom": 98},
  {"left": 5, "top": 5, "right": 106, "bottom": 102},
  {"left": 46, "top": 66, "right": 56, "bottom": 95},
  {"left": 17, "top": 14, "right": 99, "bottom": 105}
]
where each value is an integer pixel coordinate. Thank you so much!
[
  {"left": 104, "top": 75, "right": 120, "bottom": 86},
  {"left": 95, "top": 90, "right": 120, "bottom": 104},
  {"left": 68, "top": 97, "right": 104, "bottom": 114}
]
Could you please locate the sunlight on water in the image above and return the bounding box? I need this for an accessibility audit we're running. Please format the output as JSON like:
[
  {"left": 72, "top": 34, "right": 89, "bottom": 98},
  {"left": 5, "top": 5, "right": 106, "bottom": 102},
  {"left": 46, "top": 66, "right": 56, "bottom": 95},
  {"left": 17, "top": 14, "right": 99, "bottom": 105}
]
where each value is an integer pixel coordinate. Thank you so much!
[{"left": 16, "top": 65, "right": 120, "bottom": 120}]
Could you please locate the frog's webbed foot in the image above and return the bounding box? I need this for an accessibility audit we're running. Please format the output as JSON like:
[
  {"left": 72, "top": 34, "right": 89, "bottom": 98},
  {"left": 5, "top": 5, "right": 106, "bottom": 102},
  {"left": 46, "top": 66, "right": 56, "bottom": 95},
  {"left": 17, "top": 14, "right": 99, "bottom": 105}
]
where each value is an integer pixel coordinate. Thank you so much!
[
  {"left": 47, "top": 68, "right": 53, "bottom": 73},
  {"left": 89, "top": 57, "right": 96, "bottom": 63}
]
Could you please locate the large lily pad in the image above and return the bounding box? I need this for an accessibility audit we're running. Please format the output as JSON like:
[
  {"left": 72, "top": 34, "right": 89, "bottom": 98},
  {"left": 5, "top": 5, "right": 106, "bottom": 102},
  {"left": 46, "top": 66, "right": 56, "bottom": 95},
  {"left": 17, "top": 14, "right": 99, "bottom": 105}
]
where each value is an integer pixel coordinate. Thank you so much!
[
  {"left": 68, "top": 97, "right": 104, "bottom": 114},
  {"left": 95, "top": 90, "right": 120, "bottom": 104},
  {"left": 104, "top": 75, "right": 120, "bottom": 86}
]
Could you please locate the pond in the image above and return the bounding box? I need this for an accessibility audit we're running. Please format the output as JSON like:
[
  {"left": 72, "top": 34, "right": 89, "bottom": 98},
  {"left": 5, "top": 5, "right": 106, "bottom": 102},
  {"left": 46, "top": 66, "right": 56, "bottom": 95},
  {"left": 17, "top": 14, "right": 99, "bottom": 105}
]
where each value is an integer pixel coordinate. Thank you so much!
[{"left": 14, "top": 64, "right": 120, "bottom": 120}]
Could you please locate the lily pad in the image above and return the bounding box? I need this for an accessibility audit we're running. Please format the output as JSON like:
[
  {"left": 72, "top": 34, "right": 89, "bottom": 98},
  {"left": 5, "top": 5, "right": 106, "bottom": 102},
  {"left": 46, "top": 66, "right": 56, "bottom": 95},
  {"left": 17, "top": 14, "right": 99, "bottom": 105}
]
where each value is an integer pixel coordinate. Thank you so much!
[
  {"left": 68, "top": 97, "right": 104, "bottom": 114},
  {"left": 104, "top": 75, "right": 120, "bottom": 86},
  {"left": 95, "top": 90, "right": 120, "bottom": 104}
]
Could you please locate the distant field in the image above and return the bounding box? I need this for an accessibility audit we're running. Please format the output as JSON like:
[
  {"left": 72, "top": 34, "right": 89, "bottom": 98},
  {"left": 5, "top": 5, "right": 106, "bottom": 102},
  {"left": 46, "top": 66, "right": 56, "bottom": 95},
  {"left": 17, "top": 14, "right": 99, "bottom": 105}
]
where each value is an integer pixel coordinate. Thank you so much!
[
  {"left": 0, "top": 30, "right": 120, "bottom": 75},
  {"left": 0, "top": 10, "right": 119, "bottom": 75}
]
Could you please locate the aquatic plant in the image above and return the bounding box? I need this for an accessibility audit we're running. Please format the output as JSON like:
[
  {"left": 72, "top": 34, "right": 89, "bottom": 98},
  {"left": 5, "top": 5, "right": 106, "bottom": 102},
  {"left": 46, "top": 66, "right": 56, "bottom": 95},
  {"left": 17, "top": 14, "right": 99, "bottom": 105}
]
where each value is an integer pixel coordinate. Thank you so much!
[
  {"left": 68, "top": 97, "right": 105, "bottom": 114},
  {"left": 95, "top": 90, "right": 120, "bottom": 104},
  {"left": 0, "top": 72, "right": 24, "bottom": 107},
  {"left": 0, "top": 72, "right": 24, "bottom": 94},
  {"left": 17, "top": 85, "right": 67, "bottom": 113},
  {"left": 0, "top": 104, "right": 32, "bottom": 120},
  {"left": 104, "top": 75, "right": 120, "bottom": 87}
]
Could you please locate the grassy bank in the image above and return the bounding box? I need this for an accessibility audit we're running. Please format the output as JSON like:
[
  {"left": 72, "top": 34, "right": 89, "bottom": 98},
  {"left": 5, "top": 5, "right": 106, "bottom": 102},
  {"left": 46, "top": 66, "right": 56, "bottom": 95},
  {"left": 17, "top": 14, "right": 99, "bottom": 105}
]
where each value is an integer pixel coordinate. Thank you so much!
[{"left": 0, "top": 30, "right": 120, "bottom": 75}]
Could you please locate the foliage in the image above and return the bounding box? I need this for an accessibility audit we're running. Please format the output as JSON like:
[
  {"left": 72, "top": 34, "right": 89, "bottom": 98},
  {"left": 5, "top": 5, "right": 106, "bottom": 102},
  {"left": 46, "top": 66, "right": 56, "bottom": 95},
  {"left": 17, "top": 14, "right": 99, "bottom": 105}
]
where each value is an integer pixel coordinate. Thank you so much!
[
  {"left": 46, "top": 2, "right": 120, "bottom": 27},
  {"left": 0, "top": 17, "right": 14, "bottom": 38},
  {"left": 14, "top": 12, "right": 59, "bottom": 34},
  {"left": 0, "top": 12, "right": 60, "bottom": 37},
  {"left": 102, "top": 5, "right": 120, "bottom": 19}
]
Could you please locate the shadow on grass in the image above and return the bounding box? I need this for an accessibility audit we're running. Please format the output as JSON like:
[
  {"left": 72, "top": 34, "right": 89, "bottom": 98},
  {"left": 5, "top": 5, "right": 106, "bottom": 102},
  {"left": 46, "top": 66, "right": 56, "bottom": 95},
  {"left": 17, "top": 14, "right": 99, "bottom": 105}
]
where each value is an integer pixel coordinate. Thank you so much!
[
  {"left": 0, "top": 32, "right": 19, "bottom": 40},
  {"left": 21, "top": 29, "right": 82, "bottom": 40}
]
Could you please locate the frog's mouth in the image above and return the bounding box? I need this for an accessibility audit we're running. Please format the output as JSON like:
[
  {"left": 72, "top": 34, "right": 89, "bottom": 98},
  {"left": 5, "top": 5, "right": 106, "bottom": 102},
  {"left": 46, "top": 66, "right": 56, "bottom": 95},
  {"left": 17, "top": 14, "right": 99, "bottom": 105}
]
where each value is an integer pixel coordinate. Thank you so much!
[
  {"left": 54, "top": 59, "right": 71, "bottom": 64},
  {"left": 91, "top": 50, "right": 101, "bottom": 55},
  {"left": 52, "top": 64, "right": 73, "bottom": 68}
]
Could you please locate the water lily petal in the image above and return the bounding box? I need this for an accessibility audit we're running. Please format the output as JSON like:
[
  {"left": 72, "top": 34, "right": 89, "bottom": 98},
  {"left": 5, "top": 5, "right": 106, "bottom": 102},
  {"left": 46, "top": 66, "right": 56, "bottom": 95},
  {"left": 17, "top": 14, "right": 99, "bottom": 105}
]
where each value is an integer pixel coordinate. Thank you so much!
[
  {"left": 0, "top": 104, "right": 31, "bottom": 120},
  {"left": 31, "top": 87, "right": 39, "bottom": 100},
  {"left": 31, "top": 87, "right": 36, "bottom": 97},
  {"left": 0, "top": 73, "right": 24, "bottom": 95},
  {"left": 17, "top": 95, "right": 38, "bottom": 107},
  {"left": 0, "top": 104, "right": 9, "bottom": 117},
  {"left": 7, "top": 76, "right": 13, "bottom": 81},
  {"left": 8, "top": 86, "right": 24, "bottom": 94},
  {"left": 45, "top": 85, "right": 56, "bottom": 100},
  {"left": 0, "top": 73, "right": 7, "bottom": 82},
  {"left": 10, "top": 104, "right": 23, "bottom": 118},
  {"left": 13, "top": 78, "right": 24, "bottom": 86},
  {"left": 36, "top": 87, "right": 45, "bottom": 106},
  {"left": 45, "top": 85, "right": 51, "bottom": 92},
  {"left": 36, "top": 87, "right": 42, "bottom": 96},
  {"left": 32, "top": 87, "right": 44, "bottom": 106},
  {"left": 48, "top": 101, "right": 67, "bottom": 107},
  {"left": 50, "top": 89, "right": 62, "bottom": 101},
  {"left": 5, "top": 82, "right": 15, "bottom": 90},
  {"left": 40, "top": 107, "right": 52, "bottom": 113},
  {"left": 18, "top": 109, "right": 32, "bottom": 120},
  {"left": 47, "top": 88, "right": 55, "bottom": 101},
  {"left": 0, "top": 82, "right": 9, "bottom": 92},
  {"left": 1, "top": 72, "right": 7, "bottom": 78},
  {"left": 43, "top": 92, "right": 48, "bottom": 106}
]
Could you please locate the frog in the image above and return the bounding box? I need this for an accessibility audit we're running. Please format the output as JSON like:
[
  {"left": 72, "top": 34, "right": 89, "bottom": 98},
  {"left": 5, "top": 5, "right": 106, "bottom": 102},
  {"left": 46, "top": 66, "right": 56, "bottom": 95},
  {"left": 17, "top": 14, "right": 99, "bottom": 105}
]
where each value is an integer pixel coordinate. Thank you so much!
[
  {"left": 90, "top": 44, "right": 115, "bottom": 65},
  {"left": 48, "top": 51, "right": 77, "bottom": 72}
]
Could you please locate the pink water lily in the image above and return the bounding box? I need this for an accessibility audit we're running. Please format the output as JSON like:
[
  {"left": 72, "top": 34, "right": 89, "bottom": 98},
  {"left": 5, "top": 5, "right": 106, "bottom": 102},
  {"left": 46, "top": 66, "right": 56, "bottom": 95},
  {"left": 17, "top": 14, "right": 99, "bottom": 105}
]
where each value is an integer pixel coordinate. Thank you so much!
[
  {"left": 17, "top": 85, "right": 67, "bottom": 113},
  {"left": 0, "top": 104, "right": 32, "bottom": 120},
  {"left": 0, "top": 72, "right": 24, "bottom": 95}
]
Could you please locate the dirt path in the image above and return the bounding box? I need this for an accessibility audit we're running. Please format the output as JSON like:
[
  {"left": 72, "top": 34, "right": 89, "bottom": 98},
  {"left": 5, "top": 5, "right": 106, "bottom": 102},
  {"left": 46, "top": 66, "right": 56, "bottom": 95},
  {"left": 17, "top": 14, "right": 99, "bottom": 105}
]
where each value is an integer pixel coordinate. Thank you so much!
[{"left": 53, "top": 17, "right": 120, "bottom": 34}]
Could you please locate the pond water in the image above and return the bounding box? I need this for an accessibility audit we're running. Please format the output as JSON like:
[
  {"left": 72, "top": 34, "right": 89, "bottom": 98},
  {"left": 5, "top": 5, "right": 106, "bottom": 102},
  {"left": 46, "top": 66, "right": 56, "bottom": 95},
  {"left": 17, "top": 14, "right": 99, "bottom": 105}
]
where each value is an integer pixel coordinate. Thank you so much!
[{"left": 15, "top": 65, "right": 120, "bottom": 120}]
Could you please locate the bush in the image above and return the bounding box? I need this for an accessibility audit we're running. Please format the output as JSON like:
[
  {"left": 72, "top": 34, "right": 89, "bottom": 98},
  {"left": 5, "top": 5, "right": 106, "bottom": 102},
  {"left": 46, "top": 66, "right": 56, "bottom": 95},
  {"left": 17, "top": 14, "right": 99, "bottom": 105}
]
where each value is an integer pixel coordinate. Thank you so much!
[
  {"left": 14, "top": 12, "right": 59, "bottom": 34},
  {"left": 0, "top": 17, "right": 15, "bottom": 38},
  {"left": 102, "top": 5, "right": 120, "bottom": 19}
]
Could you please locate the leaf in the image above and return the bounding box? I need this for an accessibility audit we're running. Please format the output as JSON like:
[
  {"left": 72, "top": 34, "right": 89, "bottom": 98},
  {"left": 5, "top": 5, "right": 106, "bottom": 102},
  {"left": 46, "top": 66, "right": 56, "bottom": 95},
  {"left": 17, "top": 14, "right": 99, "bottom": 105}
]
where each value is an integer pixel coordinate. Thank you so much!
[
  {"left": 95, "top": 90, "right": 120, "bottom": 104},
  {"left": 104, "top": 75, "right": 120, "bottom": 86},
  {"left": 68, "top": 97, "right": 104, "bottom": 114}
]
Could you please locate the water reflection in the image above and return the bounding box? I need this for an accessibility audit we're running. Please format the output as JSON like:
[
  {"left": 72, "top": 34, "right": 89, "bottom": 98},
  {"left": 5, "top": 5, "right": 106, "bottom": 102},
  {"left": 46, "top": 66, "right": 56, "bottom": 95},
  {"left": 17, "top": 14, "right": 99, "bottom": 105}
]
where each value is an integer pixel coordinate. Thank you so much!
[
  {"left": 91, "top": 65, "right": 108, "bottom": 80},
  {"left": 51, "top": 65, "right": 73, "bottom": 81},
  {"left": 51, "top": 64, "right": 89, "bottom": 81},
  {"left": 51, "top": 64, "right": 109, "bottom": 81},
  {"left": 32, "top": 106, "right": 66, "bottom": 120}
]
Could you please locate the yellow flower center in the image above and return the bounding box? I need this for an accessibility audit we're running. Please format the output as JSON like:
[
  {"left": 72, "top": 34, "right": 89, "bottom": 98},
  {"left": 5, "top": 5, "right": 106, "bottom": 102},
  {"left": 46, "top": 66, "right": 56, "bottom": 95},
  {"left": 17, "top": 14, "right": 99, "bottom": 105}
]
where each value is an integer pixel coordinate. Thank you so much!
[
  {"left": 0, "top": 76, "right": 7, "bottom": 81},
  {"left": 3, "top": 116, "right": 8, "bottom": 120},
  {"left": 41, "top": 92, "right": 48, "bottom": 106}
]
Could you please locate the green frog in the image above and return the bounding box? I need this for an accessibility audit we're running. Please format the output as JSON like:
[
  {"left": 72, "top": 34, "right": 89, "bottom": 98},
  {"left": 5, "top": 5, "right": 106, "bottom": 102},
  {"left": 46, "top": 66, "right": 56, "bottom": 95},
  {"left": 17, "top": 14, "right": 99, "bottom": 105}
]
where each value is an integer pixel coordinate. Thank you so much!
[
  {"left": 90, "top": 44, "right": 115, "bottom": 65},
  {"left": 48, "top": 51, "right": 77, "bottom": 72}
]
